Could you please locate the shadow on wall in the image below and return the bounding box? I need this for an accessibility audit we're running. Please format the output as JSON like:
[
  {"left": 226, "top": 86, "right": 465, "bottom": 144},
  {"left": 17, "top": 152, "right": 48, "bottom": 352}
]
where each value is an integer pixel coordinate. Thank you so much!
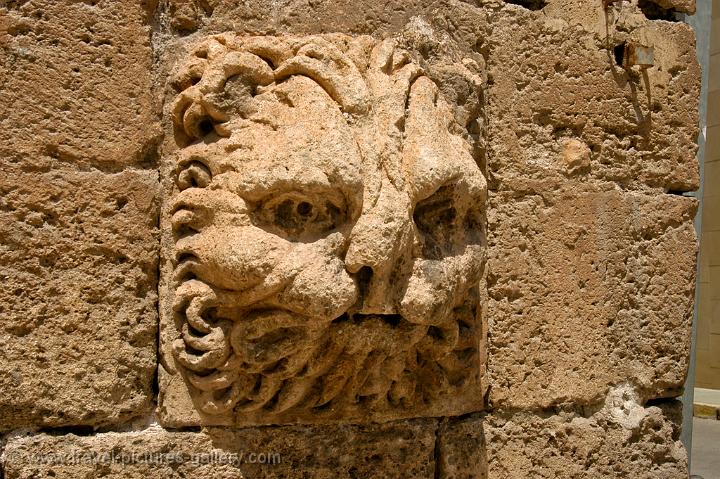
[{"left": 204, "top": 418, "right": 489, "bottom": 478}]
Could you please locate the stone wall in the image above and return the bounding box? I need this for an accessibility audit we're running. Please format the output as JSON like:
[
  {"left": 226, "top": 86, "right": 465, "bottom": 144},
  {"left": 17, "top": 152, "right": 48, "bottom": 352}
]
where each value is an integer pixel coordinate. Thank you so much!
[{"left": 0, "top": 0, "right": 699, "bottom": 477}]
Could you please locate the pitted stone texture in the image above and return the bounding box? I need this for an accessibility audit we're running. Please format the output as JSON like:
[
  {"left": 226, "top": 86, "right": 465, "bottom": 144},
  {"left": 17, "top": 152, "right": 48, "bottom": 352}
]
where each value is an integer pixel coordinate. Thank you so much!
[
  {"left": 487, "top": 180, "right": 696, "bottom": 410},
  {"left": 0, "top": 165, "right": 158, "bottom": 430},
  {"left": 439, "top": 394, "right": 687, "bottom": 478},
  {"left": 437, "top": 417, "right": 488, "bottom": 479},
  {"left": 487, "top": 6, "right": 700, "bottom": 192},
  {"left": 158, "top": 0, "right": 489, "bottom": 40},
  {"left": 637, "top": 0, "right": 696, "bottom": 16},
  {"left": 535, "top": 0, "right": 695, "bottom": 34},
  {"left": 0, "top": 0, "right": 158, "bottom": 169},
  {"left": 159, "top": 32, "right": 488, "bottom": 426},
  {"left": 486, "top": 399, "right": 688, "bottom": 478},
  {"left": 2, "top": 420, "right": 436, "bottom": 479}
]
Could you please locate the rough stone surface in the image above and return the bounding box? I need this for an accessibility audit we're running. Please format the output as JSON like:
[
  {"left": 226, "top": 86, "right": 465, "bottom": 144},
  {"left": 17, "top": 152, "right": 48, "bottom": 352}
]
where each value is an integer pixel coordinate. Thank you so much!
[
  {"left": 487, "top": 4, "right": 700, "bottom": 192},
  {"left": 0, "top": 0, "right": 159, "bottom": 169},
  {"left": 539, "top": 0, "right": 696, "bottom": 32},
  {"left": 2, "top": 420, "right": 436, "bottom": 478},
  {"left": 640, "top": 0, "right": 696, "bottom": 16},
  {"left": 487, "top": 181, "right": 697, "bottom": 409},
  {"left": 158, "top": 31, "right": 489, "bottom": 426},
  {"left": 436, "top": 390, "right": 689, "bottom": 478},
  {"left": 439, "top": 392, "right": 687, "bottom": 478},
  {"left": 157, "top": 0, "right": 489, "bottom": 39},
  {"left": 0, "top": 164, "right": 159, "bottom": 430},
  {"left": 0, "top": 0, "right": 702, "bottom": 476},
  {"left": 484, "top": 395, "right": 688, "bottom": 478},
  {"left": 437, "top": 416, "right": 488, "bottom": 479}
]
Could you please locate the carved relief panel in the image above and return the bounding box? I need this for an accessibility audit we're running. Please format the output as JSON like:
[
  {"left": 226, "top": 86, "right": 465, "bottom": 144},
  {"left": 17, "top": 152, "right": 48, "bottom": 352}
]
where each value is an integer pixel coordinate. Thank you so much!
[{"left": 161, "top": 33, "right": 488, "bottom": 425}]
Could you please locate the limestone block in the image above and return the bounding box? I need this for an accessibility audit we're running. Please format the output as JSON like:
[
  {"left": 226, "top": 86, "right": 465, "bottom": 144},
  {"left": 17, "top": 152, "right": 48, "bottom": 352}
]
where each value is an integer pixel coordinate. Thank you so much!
[
  {"left": 438, "top": 392, "right": 687, "bottom": 478},
  {"left": 487, "top": 6, "right": 700, "bottom": 191},
  {"left": 0, "top": 164, "right": 159, "bottom": 430},
  {"left": 437, "top": 417, "right": 488, "bottom": 479},
  {"left": 536, "top": 0, "right": 695, "bottom": 34},
  {"left": 487, "top": 398, "right": 688, "bottom": 478},
  {"left": 158, "top": 32, "right": 489, "bottom": 426},
  {"left": 2, "top": 420, "right": 436, "bottom": 478},
  {"left": 0, "top": 0, "right": 158, "bottom": 169},
  {"left": 487, "top": 180, "right": 696, "bottom": 409},
  {"left": 158, "top": 0, "right": 488, "bottom": 40},
  {"left": 639, "top": 0, "right": 696, "bottom": 16}
]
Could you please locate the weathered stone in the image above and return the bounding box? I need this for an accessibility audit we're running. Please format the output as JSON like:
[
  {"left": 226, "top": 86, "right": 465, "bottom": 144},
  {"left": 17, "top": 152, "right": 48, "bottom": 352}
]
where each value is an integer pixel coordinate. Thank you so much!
[
  {"left": 560, "top": 138, "right": 591, "bottom": 174},
  {"left": 539, "top": 0, "right": 696, "bottom": 33},
  {"left": 0, "top": 164, "right": 159, "bottom": 430},
  {"left": 158, "top": 31, "right": 489, "bottom": 426},
  {"left": 2, "top": 420, "right": 437, "bottom": 478},
  {"left": 487, "top": 5, "right": 700, "bottom": 191},
  {"left": 637, "top": 0, "right": 696, "bottom": 16},
  {"left": 0, "top": 0, "right": 702, "bottom": 476},
  {"left": 437, "top": 417, "right": 488, "bottom": 479},
  {"left": 487, "top": 180, "right": 696, "bottom": 409},
  {"left": 486, "top": 395, "right": 688, "bottom": 478},
  {"left": 0, "top": 0, "right": 158, "bottom": 169},
  {"left": 439, "top": 390, "right": 687, "bottom": 478},
  {"left": 158, "top": 0, "right": 489, "bottom": 40}
]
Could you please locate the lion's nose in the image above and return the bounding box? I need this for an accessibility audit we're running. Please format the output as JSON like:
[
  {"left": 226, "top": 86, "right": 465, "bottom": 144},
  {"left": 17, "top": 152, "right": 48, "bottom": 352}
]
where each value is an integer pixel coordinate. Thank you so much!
[{"left": 344, "top": 187, "right": 412, "bottom": 315}]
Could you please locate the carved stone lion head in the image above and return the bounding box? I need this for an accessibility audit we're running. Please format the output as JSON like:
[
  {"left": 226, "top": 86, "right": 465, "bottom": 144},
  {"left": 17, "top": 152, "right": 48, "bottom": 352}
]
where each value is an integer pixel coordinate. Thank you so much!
[{"left": 168, "top": 33, "right": 487, "bottom": 422}]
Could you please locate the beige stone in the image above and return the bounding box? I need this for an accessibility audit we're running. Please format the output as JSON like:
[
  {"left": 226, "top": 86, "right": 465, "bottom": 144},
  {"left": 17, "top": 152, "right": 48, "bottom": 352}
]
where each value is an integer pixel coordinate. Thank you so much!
[
  {"left": 2, "top": 420, "right": 436, "bottom": 478},
  {"left": 643, "top": 0, "right": 696, "bottom": 15},
  {"left": 696, "top": 347, "right": 720, "bottom": 389},
  {"left": 560, "top": 138, "right": 591, "bottom": 174},
  {"left": 157, "top": 0, "right": 489, "bottom": 40},
  {"left": 437, "top": 416, "right": 488, "bottom": 479},
  {"left": 486, "top": 400, "right": 688, "bottom": 478},
  {"left": 597, "top": 0, "right": 697, "bottom": 17},
  {"left": 512, "top": 0, "right": 696, "bottom": 38},
  {"left": 704, "top": 160, "right": 720, "bottom": 197},
  {"left": 487, "top": 180, "right": 696, "bottom": 409},
  {"left": 0, "top": 164, "right": 159, "bottom": 430},
  {"left": 702, "top": 195, "right": 720, "bottom": 232},
  {"left": 708, "top": 89, "right": 720, "bottom": 127},
  {"left": 487, "top": 5, "right": 700, "bottom": 192},
  {"left": 0, "top": 0, "right": 158, "bottom": 169},
  {"left": 706, "top": 125, "right": 720, "bottom": 162},
  {"left": 0, "top": 0, "right": 702, "bottom": 476},
  {"left": 159, "top": 31, "right": 488, "bottom": 426},
  {"left": 439, "top": 392, "right": 687, "bottom": 478}
]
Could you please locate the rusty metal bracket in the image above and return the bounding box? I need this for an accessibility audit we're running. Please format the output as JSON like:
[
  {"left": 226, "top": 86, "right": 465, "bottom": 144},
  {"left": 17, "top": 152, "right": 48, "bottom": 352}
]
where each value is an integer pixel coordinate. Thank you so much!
[{"left": 623, "top": 43, "right": 655, "bottom": 69}]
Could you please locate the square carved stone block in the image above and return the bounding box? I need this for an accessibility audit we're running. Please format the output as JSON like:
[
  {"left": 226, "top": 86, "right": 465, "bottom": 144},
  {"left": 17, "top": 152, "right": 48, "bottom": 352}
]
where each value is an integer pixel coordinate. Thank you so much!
[
  {"left": 487, "top": 7, "right": 700, "bottom": 192},
  {"left": 439, "top": 391, "right": 687, "bottom": 478},
  {"left": 0, "top": 165, "right": 159, "bottom": 430},
  {"left": 2, "top": 420, "right": 437, "bottom": 479},
  {"left": 487, "top": 180, "right": 697, "bottom": 409},
  {"left": 158, "top": 32, "right": 489, "bottom": 426},
  {"left": 0, "top": 0, "right": 158, "bottom": 169}
]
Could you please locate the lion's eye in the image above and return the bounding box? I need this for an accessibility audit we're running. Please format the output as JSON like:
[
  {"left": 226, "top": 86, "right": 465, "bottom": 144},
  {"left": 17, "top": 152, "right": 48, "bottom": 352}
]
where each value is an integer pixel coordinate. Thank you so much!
[
  {"left": 275, "top": 198, "right": 318, "bottom": 229},
  {"left": 255, "top": 192, "right": 345, "bottom": 240}
]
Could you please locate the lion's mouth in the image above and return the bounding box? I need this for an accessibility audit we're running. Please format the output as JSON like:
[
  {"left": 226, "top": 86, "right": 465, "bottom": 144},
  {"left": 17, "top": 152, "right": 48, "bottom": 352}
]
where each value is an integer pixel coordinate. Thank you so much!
[{"left": 331, "top": 313, "right": 403, "bottom": 327}]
